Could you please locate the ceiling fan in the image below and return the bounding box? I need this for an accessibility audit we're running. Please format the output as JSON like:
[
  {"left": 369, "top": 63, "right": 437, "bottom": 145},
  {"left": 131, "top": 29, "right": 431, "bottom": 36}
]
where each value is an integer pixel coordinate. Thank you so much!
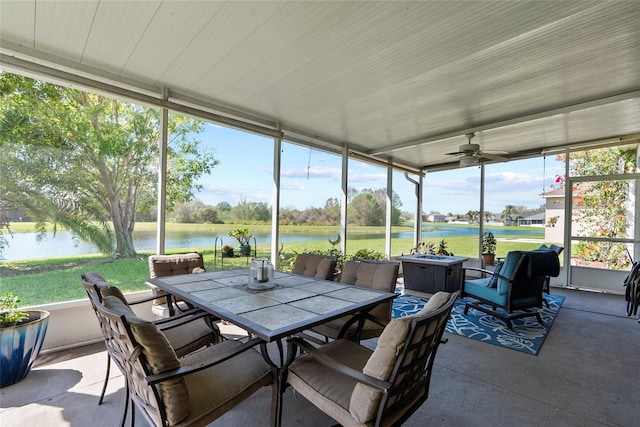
[{"left": 445, "top": 133, "right": 509, "bottom": 166}]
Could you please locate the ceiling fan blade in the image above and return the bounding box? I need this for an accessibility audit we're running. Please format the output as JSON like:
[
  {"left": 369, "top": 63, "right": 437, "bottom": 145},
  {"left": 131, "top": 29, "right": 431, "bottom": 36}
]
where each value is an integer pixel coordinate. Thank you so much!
[
  {"left": 480, "top": 152, "right": 509, "bottom": 162},
  {"left": 444, "top": 151, "right": 464, "bottom": 156}
]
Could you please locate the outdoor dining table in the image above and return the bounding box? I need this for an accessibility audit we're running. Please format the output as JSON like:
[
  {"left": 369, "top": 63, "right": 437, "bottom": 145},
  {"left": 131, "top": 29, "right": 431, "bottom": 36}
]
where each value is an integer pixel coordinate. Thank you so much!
[{"left": 147, "top": 267, "right": 398, "bottom": 427}]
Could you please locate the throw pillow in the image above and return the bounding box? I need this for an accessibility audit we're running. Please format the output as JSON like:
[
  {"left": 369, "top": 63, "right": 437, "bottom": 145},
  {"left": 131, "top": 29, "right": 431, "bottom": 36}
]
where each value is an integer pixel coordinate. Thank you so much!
[
  {"left": 487, "top": 261, "right": 504, "bottom": 288},
  {"left": 349, "top": 292, "right": 451, "bottom": 423}
]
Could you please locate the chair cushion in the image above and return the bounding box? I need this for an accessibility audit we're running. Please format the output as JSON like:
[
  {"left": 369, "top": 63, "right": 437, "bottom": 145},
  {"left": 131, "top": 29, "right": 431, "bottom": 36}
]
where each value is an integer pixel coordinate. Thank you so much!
[
  {"left": 161, "top": 317, "right": 216, "bottom": 358},
  {"left": 349, "top": 292, "right": 450, "bottom": 423},
  {"left": 549, "top": 244, "right": 564, "bottom": 255},
  {"left": 180, "top": 341, "right": 272, "bottom": 425},
  {"left": 496, "top": 252, "right": 523, "bottom": 295},
  {"left": 463, "top": 280, "right": 507, "bottom": 306},
  {"left": 102, "top": 296, "right": 190, "bottom": 426},
  {"left": 148, "top": 253, "right": 205, "bottom": 278},
  {"left": 149, "top": 253, "right": 205, "bottom": 308},
  {"left": 83, "top": 272, "right": 128, "bottom": 304},
  {"left": 288, "top": 340, "right": 371, "bottom": 424},
  {"left": 340, "top": 260, "right": 399, "bottom": 292},
  {"left": 292, "top": 253, "right": 336, "bottom": 280},
  {"left": 537, "top": 244, "right": 564, "bottom": 255},
  {"left": 340, "top": 260, "right": 399, "bottom": 322}
]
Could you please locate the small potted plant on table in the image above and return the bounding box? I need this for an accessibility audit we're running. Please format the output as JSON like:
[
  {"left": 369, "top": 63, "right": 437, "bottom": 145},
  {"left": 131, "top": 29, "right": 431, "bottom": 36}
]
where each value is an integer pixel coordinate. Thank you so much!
[
  {"left": 0, "top": 293, "right": 50, "bottom": 387},
  {"left": 482, "top": 231, "right": 497, "bottom": 266},
  {"left": 229, "top": 228, "right": 252, "bottom": 257}
]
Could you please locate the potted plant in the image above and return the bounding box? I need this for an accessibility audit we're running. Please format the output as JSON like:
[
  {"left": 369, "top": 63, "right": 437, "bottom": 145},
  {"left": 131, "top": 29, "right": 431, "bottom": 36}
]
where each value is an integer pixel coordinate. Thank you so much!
[
  {"left": 408, "top": 239, "right": 453, "bottom": 256},
  {"left": 482, "top": 231, "right": 497, "bottom": 266},
  {"left": 0, "top": 293, "right": 50, "bottom": 387},
  {"left": 228, "top": 228, "right": 252, "bottom": 256},
  {"left": 221, "top": 244, "right": 234, "bottom": 258}
]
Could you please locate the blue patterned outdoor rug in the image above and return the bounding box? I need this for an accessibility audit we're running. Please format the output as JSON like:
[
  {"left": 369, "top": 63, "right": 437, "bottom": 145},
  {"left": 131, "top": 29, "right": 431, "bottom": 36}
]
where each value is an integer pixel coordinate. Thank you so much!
[{"left": 392, "top": 291, "right": 565, "bottom": 355}]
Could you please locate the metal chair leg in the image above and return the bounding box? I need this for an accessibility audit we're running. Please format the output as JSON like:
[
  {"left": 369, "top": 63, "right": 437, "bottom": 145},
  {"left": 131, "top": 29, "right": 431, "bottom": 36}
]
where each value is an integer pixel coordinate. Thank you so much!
[
  {"left": 129, "top": 396, "right": 135, "bottom": 427},
  {"left": 121, "top": 384, "right": 129, "bottom": 427},
  {"left": 98, "top": 353, "right": 111, "bottom": 405}
]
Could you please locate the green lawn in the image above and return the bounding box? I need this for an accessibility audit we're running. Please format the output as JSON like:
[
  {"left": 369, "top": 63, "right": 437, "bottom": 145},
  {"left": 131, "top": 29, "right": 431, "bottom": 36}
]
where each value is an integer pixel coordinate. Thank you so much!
[{"left": 0, "top": 224, "right": 546, "bottom": 307}]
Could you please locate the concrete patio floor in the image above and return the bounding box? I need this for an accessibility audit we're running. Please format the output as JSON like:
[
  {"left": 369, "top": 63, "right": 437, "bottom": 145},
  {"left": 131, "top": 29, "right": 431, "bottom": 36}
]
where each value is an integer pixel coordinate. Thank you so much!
[{"left": 1, "top": 287, "right": 639, "bottom": 427}]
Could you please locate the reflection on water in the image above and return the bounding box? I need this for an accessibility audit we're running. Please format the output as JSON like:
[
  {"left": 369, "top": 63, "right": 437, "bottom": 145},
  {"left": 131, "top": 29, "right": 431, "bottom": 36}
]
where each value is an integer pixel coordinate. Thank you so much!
[{"left": 2, "top": 225, "right": 542, "bottom": 261}]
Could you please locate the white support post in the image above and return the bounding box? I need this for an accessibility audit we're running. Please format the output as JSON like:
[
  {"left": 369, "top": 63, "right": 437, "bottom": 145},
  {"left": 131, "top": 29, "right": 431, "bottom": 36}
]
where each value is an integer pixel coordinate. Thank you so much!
[
  {"left": 479, "top": 164, "right": 485, "bottom": 260},
  {"left": 563, "top": 148, "right": 572, "bottom": 287},
  {"left": 404, "top": 172, "right": 422, "bottom": 249},
  {"left": 340, "top": 145, "right": 348, "bottom": 255},
  {"left": 271, "top": 126, "right": 282, "bottom": 268},
  {"left": 385, "top": 164, "right": 393, "bottom": 259},
  {"left": 634, "top": 145, "right": 640, "bottom": 263},
  {"left": 155, "top": 88, "right": 169, "bottom": 255}
]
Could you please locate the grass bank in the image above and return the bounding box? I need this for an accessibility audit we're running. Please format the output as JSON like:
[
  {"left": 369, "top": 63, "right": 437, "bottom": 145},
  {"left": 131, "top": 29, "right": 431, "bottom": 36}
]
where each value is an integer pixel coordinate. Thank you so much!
[{"left": 0, "top": 223, "right": 545, "bottom": 306}]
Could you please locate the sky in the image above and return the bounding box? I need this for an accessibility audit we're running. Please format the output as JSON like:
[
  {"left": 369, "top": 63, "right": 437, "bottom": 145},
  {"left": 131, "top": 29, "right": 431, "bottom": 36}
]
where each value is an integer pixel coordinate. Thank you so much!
[{"left": 192, "top": 123, "right": 566, "bottom": 216}]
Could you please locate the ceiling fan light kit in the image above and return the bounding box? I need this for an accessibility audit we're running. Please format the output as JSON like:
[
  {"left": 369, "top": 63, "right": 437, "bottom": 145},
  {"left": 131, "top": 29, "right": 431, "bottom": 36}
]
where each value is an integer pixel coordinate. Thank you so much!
[
  {"left": 459, "top": 155, "right": 479, "bottom": 166},
  {"left": 445, "top": 132, "right": 509, "bottom": 166}
]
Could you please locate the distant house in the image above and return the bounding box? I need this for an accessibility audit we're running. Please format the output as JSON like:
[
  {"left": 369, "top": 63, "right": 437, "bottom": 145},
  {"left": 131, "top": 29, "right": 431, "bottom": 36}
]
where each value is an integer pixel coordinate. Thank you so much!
[
  {"left": 519, "top": 212, "right": 545, "bottom": 226},
  {"left": 425, "top": 213, "right": 446, "bottom": 222}
]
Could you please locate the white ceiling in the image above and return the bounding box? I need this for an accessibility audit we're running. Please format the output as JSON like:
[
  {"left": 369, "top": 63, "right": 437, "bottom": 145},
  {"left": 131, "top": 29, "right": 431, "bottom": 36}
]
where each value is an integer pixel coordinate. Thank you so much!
[{"left": 1, "top": 0, "right": 639, "bottom": 172}]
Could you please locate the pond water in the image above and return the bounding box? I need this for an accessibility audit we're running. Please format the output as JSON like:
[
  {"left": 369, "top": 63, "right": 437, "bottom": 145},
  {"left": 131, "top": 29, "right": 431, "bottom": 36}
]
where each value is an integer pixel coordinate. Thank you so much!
[{"left": 1, "top": 225, "right": 542, "bottom": 261}]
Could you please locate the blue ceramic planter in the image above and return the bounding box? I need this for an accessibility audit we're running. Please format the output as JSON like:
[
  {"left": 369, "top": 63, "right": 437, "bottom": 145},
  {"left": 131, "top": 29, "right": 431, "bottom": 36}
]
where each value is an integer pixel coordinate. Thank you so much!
[
  {"left": 0, "top": 310, "right": 49, "bottom": 388},
  {"left": 237, "top": 244, "right": 252, "bottom": 256}
]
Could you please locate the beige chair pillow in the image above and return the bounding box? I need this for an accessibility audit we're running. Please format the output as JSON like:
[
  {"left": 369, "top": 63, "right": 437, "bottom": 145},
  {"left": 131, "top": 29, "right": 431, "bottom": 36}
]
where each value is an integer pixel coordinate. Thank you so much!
[
  {"left": 349, "top": 292, "right": 451, "bottom": 423},
  {"left": 102, "top": 296, "right": 190, "bottom": 425},
  {"left": 83, "top": 272, "right": 129, "bottom": 304},
  {"left": 315, "top": 257, "right": 336, "bottom": 279},
  {"left": 340, "top": 260, "right": 360, "bottom": 284}
]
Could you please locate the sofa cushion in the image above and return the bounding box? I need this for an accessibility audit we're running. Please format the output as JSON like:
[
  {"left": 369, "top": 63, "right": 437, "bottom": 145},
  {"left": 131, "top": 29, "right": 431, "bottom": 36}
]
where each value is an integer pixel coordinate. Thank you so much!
[{"left": 349, "top": 292, "right": 450, "bottom": 423}]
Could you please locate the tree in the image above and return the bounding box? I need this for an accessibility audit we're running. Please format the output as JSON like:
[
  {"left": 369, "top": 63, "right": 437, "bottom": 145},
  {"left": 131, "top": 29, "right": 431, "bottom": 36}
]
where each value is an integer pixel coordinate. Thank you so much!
[
  {"left": 501, "top": 205, "right": 518, "bottom": 225},
  {"left": 555, "top": 148, "right": 636, "bottom": 269},
  {"left": 197, "top": 206, "right": 221, "bottom": 224},
  {"left": 347, "top": 188, "right": 402, "bottom": 226},
  {"left": 0, "top": 73, "right": 218, "bottom": 257},
  {"left": 169, "top": 200, "right": 206, "bottom": 223},
  {"left": 466, "top": 210, "right": 480, "bottom": 224},
  {"left": 349, "top": 192, "right": 383, "bottom": 226}
]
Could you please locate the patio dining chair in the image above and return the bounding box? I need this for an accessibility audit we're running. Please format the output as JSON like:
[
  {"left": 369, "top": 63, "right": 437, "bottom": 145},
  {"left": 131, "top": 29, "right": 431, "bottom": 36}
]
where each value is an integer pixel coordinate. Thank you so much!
[
  {"left": 284, "top": 291, "right": 457, "bottom": 426},
  {"left": 81, "top": 272, "right": 222, "bottom": 427},
  {"left": 92, "top": 293, "right": 273, "bottom": 427},
  {"left": 148, "top": 252, "right": 207, "bottom": 319},
  {"left": 291, "top": 252, "right": 337, "bottom": 280},
  {"left": 311, "top": 258, "right": 400, "bottom": 342}
]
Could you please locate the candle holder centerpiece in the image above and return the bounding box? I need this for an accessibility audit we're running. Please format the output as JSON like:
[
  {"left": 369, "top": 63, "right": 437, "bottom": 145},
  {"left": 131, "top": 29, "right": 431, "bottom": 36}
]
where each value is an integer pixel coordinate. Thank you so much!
[{"left": 248, "top": 258, "right": 275, "bottom": 290}]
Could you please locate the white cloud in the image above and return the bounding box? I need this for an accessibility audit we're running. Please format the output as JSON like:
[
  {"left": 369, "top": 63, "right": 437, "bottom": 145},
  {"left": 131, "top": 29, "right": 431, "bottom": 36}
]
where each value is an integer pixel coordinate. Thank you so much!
[
  {"left": 281, "top": 167, "right": 341, "bottom": 180},
  {"left": 281, "top": 181, "right": 306, "bottom": 190},
  {"left": 349, "top": 172, "right": 387, "bottom": 185}
]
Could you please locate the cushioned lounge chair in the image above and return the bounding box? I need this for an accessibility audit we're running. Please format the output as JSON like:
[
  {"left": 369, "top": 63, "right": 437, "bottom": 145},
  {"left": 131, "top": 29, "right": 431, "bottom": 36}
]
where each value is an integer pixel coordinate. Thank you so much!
[{"left": 461, "top": 250, "right": 560, "bottom": 329}]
